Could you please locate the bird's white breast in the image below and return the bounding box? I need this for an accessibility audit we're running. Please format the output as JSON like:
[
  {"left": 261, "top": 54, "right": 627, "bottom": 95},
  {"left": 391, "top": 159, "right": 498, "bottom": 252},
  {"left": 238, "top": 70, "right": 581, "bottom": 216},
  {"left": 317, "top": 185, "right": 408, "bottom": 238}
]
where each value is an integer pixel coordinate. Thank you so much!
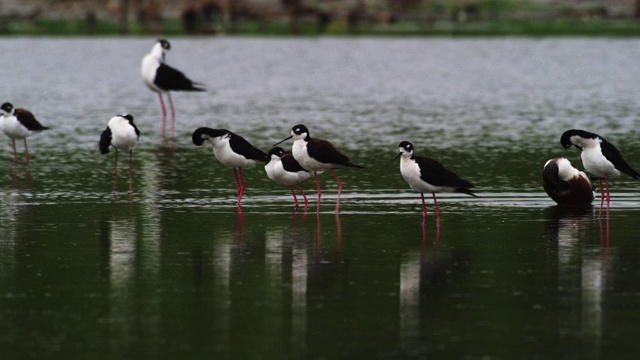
[
  {"left": 109, "top": 118, "right": 138, "bottom": 151},
  {"left": 1, "top": 115, "right": 31, "bottom": 139},
  {"left": 292, "top": 139, "right": 329, "bottom": 171},
  {"left": 141, "top": 54, "right": 163, "bottom": 93},
  {"left": 400, "top": 157, "right": 444, "bottom": 193}
]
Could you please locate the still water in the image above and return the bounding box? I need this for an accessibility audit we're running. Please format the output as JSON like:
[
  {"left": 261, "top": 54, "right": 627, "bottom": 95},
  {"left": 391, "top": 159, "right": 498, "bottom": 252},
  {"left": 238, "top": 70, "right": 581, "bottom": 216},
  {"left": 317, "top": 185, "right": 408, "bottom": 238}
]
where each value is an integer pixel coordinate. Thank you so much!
[{"left": 1, "top": 37, "right": 640, "bottom": 358}]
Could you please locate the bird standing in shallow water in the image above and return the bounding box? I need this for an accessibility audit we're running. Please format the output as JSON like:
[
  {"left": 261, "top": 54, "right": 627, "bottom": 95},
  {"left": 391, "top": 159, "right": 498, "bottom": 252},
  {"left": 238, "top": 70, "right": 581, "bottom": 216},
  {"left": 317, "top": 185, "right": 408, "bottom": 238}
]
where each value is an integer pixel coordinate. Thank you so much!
[
  {"left": 192, "top": 127, "right": 267, "bottom": 206},
  {"left": 99, "top": 114, "right": 140, "bottom": 194},
  {"left": 141, "top": 39, "right": 205, "bottom": 139},
  {"left": 542, "top": 157, "right": 594, "bottom": 207},
  {"left": 274, "top": 124, "right": 363, "bottom": 213},
  {"left": 264, "top": 147, "right": 313, "bottom": 210},
  {"left": 0, "top": 102, "right": 50, "bottom": 173},
  {"left": 561, "top": 129, "right": 640, "bottom": 219},
  {"left": 394, "top": 141, "right": 476, "bottom": 226}
]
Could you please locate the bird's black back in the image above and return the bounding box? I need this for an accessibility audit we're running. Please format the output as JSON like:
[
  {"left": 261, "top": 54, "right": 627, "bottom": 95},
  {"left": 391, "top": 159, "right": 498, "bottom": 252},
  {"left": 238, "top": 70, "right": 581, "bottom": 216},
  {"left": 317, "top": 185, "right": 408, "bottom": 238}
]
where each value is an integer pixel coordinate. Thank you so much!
[
  {"left": 601, "top": 139, "right": 640, "bottom": 180},
  {"left": 15, "top": 108, "right": 49, "bottom": 131},
  {"left": 306, "top": 138, "right": 363, "bottom": 168},
  {"left": 229, "top": 133, "right": 267, "bottom": 162},
  {"left": 155, "top": 63, "right": 205, "bottom": 92},
  {"left": 415, "top": 156, "right": 476, "bottom": 196},
  {"left": 281, "top": 153, "right": 308, "bottom": 173}
]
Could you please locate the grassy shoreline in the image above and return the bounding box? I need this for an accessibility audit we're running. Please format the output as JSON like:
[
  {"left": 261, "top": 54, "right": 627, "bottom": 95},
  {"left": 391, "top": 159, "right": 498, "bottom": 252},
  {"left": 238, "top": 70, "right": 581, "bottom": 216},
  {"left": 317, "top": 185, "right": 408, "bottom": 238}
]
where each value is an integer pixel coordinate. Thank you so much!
[{"left": 3, "top": 17, "right": 640, "bottom": 37}]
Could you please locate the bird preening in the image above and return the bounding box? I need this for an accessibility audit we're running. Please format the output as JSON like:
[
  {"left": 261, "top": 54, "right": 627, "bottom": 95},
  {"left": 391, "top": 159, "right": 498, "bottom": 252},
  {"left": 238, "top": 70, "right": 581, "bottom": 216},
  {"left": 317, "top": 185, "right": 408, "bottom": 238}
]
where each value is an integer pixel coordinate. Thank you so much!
[
  {"left": 560, "top": 129, "right": 640, "bottom": 219},
  {"left": 192, "top": 127, "right": 267, "bottom": 207},
  {"left": 99, "top": 114, "right": 140, "bottom": 195},
  {"left": 542, "top": 157, "right": 594, "bottom": 207}
]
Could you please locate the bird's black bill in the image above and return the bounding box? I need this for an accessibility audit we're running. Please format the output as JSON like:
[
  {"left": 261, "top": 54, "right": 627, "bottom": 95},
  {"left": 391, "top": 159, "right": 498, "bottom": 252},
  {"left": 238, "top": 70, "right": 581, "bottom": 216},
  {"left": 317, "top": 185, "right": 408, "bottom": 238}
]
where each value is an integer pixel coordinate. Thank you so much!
[
  {"left": 392, "top": 153, "right": 401, "bottom": 161},
  {"left": 273, "top": 135, "right": 293, "bottom": 147}
]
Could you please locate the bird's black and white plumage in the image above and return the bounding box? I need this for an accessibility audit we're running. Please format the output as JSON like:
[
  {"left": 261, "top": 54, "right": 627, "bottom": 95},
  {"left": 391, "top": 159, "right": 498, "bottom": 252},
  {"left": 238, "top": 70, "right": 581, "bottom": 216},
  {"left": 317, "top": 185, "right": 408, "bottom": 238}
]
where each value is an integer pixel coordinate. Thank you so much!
[
  {"left": 542, "top": 157, "right": 594, "bottom": 206},
  {"left": 99, "top": 114, "right": 140, "bottom": 194},
  {"left": 274, "top": 124, "right": 363, "bottom": 213},
  {"left": 395, "top": 141, "right": 476, "bottom": 225},
  {"left": 264, "top": 147, "right": 313, "bottom": 210},
  {"left": 561, "top": 129, "right": 639, "bottom": 218},
  {"left": 192, "top": 127, "right": 267, "bottom": 206},
  {"left": 141, "top": 39, "right": 205, "bottom": 138},
  {"left": 0, "top": 102, "right": 50, "bottom": 171}
]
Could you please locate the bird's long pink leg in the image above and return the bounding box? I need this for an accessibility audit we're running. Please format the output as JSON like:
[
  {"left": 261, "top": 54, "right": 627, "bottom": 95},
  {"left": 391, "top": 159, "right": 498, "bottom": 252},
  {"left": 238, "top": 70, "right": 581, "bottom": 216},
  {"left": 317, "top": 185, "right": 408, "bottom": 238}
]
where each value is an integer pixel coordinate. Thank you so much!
[
  {"left": 598, "top": 178, "right": 604, "bottom": 219},
  {"left": 128, "top": 150, "right": 133, "bottom": 194},
  {"left": 420, "top": 193, "right": 427, "bottom": 226},
  {"left": 605, "top": 175, "right": 610, "bottom": 220},
  {"left": 232, "top": 168, "right": 241, "bottom": 203},
  {"left": 238, "top": 168, "right": 246, "bottom": 202},
  {"left": 329, "top": 169, "right": 343, "bottom": 213},
  {"left": 290, "top": 185, "right": 299, "bottom": 209},
  {"left": 23, "top": 139, "right": 30, "bottom": 172},
  {"left": 432, "top": 192, "right": 441, "bottom": 226},
  {"left": 11, "top": 139, "right": 17, "bottom": 172},
  {"left": 298, "top": 182, "right": 308, "bottom": 209},
  {"left": 158, "top": 93, "right": 167, "bottom": 138},
  {"left": 113, "top": 149, "right": 118, "bottom": 194},
  {"left": 167, "top": 92, "right": 176, "bottom": 139},
  {"left": 232, "top": 168, "right": 240, "bottom": 192},
  {"left": 314, "top": 171, "right": 322, "bottom": 213}
]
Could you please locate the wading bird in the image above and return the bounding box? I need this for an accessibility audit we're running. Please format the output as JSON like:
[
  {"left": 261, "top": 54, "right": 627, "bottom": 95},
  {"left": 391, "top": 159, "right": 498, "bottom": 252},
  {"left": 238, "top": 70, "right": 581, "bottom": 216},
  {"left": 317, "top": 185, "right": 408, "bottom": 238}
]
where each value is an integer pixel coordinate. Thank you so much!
[
  {"left": 192, "top": 127, "right": 267, "bottom": 206},
  {"left": 99, "top": 114, "right": 140, "bottom": 194},
  {"left": 141, "top": 39, "right": 205, "bottom": 138},
  {"left": 395, "top": 141, "right": 476, "bottom": 226},
  {"left": 264, "top": 146, "right": 313, "bottom": 210},
  {"left": 274, "top": 124, "right": 362, "bottom": 213},
  {"left": 0, "top": 102, "right": 50, "bottom": 172},
  {"left": 542, "top": 157, "right": 594, "bottom": 206},
  {"left": 561, "top": 129, "right": 640, "bottom": 219}
]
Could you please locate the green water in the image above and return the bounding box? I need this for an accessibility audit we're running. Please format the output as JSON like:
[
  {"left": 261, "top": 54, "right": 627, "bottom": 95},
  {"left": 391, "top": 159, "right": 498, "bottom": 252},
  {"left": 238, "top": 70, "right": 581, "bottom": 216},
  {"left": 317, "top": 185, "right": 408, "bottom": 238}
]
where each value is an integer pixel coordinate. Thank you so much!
[{"left": 2, "top": 143, "right": 639, "bottom": 358}]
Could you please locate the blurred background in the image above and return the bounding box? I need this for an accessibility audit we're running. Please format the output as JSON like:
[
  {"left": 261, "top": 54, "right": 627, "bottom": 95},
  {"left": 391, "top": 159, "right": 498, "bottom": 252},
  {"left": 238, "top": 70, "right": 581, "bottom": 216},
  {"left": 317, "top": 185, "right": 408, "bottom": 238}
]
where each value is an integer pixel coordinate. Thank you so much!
[{"left": 3, "top": 0, "right": 640, "bottom": 36}]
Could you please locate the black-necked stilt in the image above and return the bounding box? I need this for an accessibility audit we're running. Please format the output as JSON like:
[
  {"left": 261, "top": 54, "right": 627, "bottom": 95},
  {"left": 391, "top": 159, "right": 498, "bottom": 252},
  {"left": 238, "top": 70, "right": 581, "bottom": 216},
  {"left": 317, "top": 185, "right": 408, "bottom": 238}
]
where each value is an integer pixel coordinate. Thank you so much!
[
  {"left": 265, "top": 146, "right": 313, "bottom": 210},
  {"left": 0, "top": 102, "right": 50, "bottom": 172},
  {"left": 542, "top": 157, "right": 594, "bottom": 206},
  {"left": 192, "top": 127, "right": 267, "bottom": 205},
  {"left": 274, "top": 124, "right": 363, "bottom": 213},
  {"left": 99, "top": 114, "right": 140, "bottom": 194},
  {"left": 141, "top": 39, "right": 205, "bottom": 139},
  {"left": 394, "top": 141, "right": 476, "bottom": 225},
  {"left": 561, "top": 129, "right": 640, "bottom": 218}
]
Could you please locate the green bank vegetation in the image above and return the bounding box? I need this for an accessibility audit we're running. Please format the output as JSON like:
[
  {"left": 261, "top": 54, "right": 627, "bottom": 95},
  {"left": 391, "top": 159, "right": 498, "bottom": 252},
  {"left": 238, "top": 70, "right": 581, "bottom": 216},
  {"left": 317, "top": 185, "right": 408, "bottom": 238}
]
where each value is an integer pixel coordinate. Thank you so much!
[{"left": 3, "top": 0, "right": 640, "bottom": 36}]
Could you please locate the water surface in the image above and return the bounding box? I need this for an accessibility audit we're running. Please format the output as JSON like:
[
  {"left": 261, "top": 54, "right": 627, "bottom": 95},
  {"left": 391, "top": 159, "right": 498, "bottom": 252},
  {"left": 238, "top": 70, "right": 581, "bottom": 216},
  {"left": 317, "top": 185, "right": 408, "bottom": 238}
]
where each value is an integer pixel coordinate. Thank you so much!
[{"left": 1, "top": 37, "right": 640, "bottom": 358}]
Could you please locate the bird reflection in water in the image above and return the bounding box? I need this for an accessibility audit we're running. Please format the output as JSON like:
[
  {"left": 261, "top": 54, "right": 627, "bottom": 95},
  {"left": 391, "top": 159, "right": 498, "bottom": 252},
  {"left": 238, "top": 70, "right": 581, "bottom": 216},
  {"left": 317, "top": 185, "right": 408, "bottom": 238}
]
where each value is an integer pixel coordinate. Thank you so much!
[
  {"left": 544, "top": 203, "right": 609, "bottom": 355},
  {"left": 598, "top": 216, "right": 610, "bottom": 250},
  {"left": 235, "top": 207, "right": 245, "bottom": 242},
  {"left": 314, "top": 213, "right": 343, "bottom": 257},
  {"left": 400, "top": 225, "right": 467, "bottom": 354},
  {"left": 421, "top": 224, "right": 440, "bottom": 261},
  {"left": 112, "top": 192, "right": 133, "bottom": 219}
]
